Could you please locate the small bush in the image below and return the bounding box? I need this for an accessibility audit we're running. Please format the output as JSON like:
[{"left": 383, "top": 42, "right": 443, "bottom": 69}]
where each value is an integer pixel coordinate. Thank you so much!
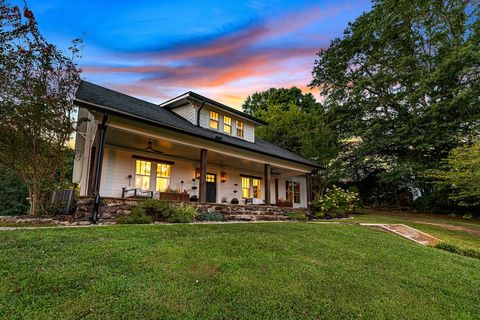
[
  {"left": 435, "top": 242, "right": 480, "bottom": 259},
  {"left": 462, "top": 213, "right": 472, "bottom": 220},
  {"left": 197, "top": 212, "right": 225, "bottom": 221},
  {"left": 117, "top": 210, "right": 152, "bottom": 224},
  {"left": 283, "top": 211, "right": 308, "bottom": 221},
  {"left": 121, "top": 199, "right": 197, "bottom": 224},
  {"left": 310, "top": 185, "right": 359, "bottom": 217},
  {"left": 166, "top": 203, "right": 197, "bottom": 223}
]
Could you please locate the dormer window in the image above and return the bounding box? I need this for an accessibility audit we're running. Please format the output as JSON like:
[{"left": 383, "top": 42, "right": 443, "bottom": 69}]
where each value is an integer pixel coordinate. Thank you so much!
[
  {"left": 223, "top": 116, "right": 232, "bottom": 134},
  {"left": 209, "top": 111, "right": 219, "bottom": 130},
  {"left": 236, "top": 120, "right": 244, "bottom": 138}
]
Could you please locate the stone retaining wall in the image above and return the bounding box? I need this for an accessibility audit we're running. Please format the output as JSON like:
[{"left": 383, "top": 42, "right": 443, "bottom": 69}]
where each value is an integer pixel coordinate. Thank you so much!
[{"left": 75, "top": 197, "right": 309, "bottom": 223}]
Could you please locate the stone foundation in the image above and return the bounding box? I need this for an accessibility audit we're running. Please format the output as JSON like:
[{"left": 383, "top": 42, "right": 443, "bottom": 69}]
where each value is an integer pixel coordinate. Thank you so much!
[{"left": 75, "top": 197, "right": 309, "bottom": 223}]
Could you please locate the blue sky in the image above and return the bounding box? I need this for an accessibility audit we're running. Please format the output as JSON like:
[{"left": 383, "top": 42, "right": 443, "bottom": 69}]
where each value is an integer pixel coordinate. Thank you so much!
[{"left": 16, "top": 0, "right": 371, "bottom": 107}]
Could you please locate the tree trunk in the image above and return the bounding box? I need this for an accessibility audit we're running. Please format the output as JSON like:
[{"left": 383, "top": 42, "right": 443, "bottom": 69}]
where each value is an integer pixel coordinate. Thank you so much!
[{"left": 28, "top": 185, "right": 42, "bottom": 216}]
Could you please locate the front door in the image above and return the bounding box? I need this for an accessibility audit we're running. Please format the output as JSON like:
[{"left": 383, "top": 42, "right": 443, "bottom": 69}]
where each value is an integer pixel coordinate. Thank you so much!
[{"left": 206, "top": 173, "right": 217, "bottom": 203}]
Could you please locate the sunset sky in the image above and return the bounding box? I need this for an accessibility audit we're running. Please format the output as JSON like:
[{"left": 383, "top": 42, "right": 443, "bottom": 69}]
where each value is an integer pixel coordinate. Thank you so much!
[{"left": 18, "top": 0, "right": 371, "bottom": 108}]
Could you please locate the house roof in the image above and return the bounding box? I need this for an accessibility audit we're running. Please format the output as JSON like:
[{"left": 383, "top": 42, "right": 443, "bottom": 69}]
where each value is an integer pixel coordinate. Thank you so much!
[
  {"left": 160, "top": 91, "right": 268, "bottom": 125},
  {"left": 74, "top": 81, "right": 320, "bottom": 168}
]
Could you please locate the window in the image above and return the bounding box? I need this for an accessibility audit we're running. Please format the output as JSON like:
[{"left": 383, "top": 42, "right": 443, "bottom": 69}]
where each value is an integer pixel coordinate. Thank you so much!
[
  {"left": 209, "top": 111, "right": 219, "bottom": 129},
  {"left": 206, "top": 173, "right": 215, "bottom": 182},
  {"left": 241, "top": 177, "right": 250, "bottom": 198},
  {"left": 135, "top": 160, "right": 151, "bottom": 190},
  {"left": 286, "top": 181, "right": 301, "bottom": 204},
  {"left": 241, "top": 176, "right": 261, "bottom": 199},
  {"left": 156, "top": 163, "right": 171, "bottom": 192},
  {"left": 223, "top": 116, "right": 232, "bottom": 134},
  {"left": 252, "top": 178, "right": 261, "bottom": 199},
  {"left": 236, "top": 120, "right": 244, "bottom": 138}
]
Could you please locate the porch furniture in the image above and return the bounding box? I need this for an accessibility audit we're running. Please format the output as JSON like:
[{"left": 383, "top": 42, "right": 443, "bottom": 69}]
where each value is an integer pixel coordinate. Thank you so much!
[
  {"left": 121, "top": 187, "right": 154, "bottom": 199},
  {"left": 245, "top": 198, "right": 265, "bottom": 205}
]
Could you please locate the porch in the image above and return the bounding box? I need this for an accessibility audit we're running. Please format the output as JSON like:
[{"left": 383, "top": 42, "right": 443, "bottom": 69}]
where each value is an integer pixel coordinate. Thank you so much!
[{"left": 74, "top": 115, "right": 313, "bottom": 211}]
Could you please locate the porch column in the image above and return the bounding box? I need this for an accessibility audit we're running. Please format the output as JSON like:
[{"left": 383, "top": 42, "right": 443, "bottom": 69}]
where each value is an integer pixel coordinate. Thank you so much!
[
  {"left": 199, "top": 148, "right": 207, "bottom": 203},
  {"left": 264, "top": 164, "right": 271, "bottom": 205},
  {"left": 275, "top": 178, "right": 279, "bottom": 203},
  {"left": 92, "top": 112, "right": 109, "bottom": 223},
  {"left": 306, "top": 172, "right": 312, "bottom": 208}
]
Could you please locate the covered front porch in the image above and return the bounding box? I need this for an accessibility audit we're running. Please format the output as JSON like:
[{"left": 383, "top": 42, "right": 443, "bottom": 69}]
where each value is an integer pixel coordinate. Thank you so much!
[{"left": 74, "top": 114, "right": 313, "bottom": 209}]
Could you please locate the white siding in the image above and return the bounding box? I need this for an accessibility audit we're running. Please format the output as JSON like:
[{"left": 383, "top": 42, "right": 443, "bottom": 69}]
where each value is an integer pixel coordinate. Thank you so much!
[
  {"left": 171, "top": 104, "right": 197, "bottom": 124},
  {"left": 199, "top": 106, "right": 256, "bottom": 143}
]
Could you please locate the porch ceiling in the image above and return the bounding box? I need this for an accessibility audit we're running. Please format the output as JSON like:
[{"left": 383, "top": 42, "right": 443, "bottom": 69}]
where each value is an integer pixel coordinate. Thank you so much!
[{"left": 105, "top": 128, "right": 298, "bottom": 175}]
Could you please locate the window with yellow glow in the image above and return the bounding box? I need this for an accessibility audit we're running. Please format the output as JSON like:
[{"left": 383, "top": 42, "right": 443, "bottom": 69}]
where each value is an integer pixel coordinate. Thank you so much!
[
  {"left": 252, "top": 178, "right": 261, "bottom": 199},
  {"left": 206, "top": 173, "right": 216, "bottom": 182},
  {"left": 156, "top": 163, "right": 171, "bottom": 192},
  {"left": 241, "top": 177, "right": 250, "bottom": 198},
  {"left": 223, "top": 116, "right": 232, "bottom": 134},
  {"left": 209, "top": 111, "right": 219, "bottom": 129},
  {"left": 135, "top": 160, "right": 151, "bottom": 190},
  {"left": 236, "top": 120, "right": 244, "bottom": 138}
]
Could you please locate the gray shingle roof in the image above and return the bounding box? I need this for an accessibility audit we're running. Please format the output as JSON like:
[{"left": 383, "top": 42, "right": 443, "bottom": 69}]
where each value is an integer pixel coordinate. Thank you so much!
[{"left": 75, "top": 81, "right": 319, "bottom": 168}]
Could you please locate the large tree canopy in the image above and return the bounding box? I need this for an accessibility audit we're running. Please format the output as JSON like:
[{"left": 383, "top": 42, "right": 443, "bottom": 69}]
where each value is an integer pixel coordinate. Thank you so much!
[
  {"left": 311, "top": 0, "right": 480, "bottom": 193},
  {"left": 0, "top": 2, "right": 81, "bottom": 215},
  {"left": 242, "top": 87, "right": 337, "bottom": 167}
]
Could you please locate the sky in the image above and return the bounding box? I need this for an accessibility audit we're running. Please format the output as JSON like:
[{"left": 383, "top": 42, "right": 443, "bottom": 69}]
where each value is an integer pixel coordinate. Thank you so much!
[{"left": 16, "top": 0, "right": 371, "bottom": 108}]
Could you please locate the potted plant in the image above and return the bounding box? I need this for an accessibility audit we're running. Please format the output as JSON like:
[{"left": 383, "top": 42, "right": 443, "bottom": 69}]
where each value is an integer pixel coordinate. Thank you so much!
[
  {"left": 159, "top": 186, "right": 190, "bottom": 202},
  {"left": 221, "top": 196, "right": 228, "bottom": 204},
  {"left": 276, "top": 198, "right": 292, "bottom": 207},
  {"left": 231, "top": 197, "right": 239, "bottom": 204},
  {"left": 189, "top": 195, "right": 198, "bottom": 202}
]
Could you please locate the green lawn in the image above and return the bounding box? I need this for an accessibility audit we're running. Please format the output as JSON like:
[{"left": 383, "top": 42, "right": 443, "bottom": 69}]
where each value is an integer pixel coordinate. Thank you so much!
[
  {"left": 1, "top": 223, "right": 479, "bottom": 319},
  {"left": 350, "top": 210, "right": 480, "bottom": 251}
]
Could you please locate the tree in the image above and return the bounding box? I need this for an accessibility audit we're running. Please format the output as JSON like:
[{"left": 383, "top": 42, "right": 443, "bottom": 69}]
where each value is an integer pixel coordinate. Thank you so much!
[
  {"left": 0, "top": 2, "right": 81, "bottom": 215},
  {"left": 0, "top": 165, "right": 29, "bottom": 215},
  {"left": 242, "top": 87, "right": 319, "bottom": 116},
  {"left": 242, "top": 87, "right": 337, "bottom": 166},
  {"left": 429, "top": 142, "right": 480, "bottom": 207},
  {"left": 310, "top": 0, "right": 480, "bottom": 198}
]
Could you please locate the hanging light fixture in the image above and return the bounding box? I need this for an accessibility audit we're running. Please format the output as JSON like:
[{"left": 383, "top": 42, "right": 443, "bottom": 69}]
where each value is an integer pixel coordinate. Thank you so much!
[
  {"left": 195, "top": 168, "right": 201, "bottom": 179},
  {"left": 220, "top": 164, "right": 226, "bottom": 183}
]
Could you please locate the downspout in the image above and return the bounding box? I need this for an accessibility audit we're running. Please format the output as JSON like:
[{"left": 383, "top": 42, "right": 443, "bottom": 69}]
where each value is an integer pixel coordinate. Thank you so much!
[
  {"left": 92, "top": 112, "right": 109, "bottom": 224},
  {"left": 196, "top": 99, "right": 206, "bottom": 126}
]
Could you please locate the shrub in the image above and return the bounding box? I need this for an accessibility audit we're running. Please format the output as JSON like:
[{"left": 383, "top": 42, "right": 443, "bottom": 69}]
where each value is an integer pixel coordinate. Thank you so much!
[
  {"left": 166, "top": 203, "right": 197, "bottom": 223},
  {"left": 123, "top": 199, "right": 197, "bottom": 223},
  {"left": 117, "top": 210, "right": 152, "bottom": 224},
  {"left": 435, "top": 242, "right": 480, "bottom": 259},
  {"left": 310, "top": 185, "right": 359, "bottom": 216},
  {"left": 197, "top": 212, "right": 225, "bottom": 221},
  {"left": 283, "top": 211, "right": 308, "bottom": 221}
]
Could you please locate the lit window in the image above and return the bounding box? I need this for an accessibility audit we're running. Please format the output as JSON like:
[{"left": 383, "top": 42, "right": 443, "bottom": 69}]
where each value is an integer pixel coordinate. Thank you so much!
[
  {"left": 206, "top": 173, "right": 216, "bottom": 182},
  {"left": 236, "top": 120, "right": 244, "bottom": 138},
  {"left": 253, "top": 178, "right": 261, "bottom": 199},
  {"left": 242, "top": 177, "right": 250, "bottom": 198},
  {"left": 223, "top": 116, "right": 232, "bottom": 134},
  {"left": 135, "top": 160, "right": 151, "bottom": 190},
  {"left": 209, "top": 111, "right": 219, "bottom": 129},
  {"left": 286, "top": 181, "right": 301, "bottom": 204},
  {"left": 156, "top": 163, "right": 171, "bottom": 192}
]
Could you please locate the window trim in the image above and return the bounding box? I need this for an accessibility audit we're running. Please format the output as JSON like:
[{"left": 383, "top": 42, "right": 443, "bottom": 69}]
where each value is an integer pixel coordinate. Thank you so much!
[
  {"left": 236, "top": 120, "right": 244, "bottom": 138},
  {"left": 209, "top": 110, "right": 219, "bottom": 130},
  {"left": 223, "top": 115, "right": 232, "bottom": 134},
  {"left": 286, "top": 180, "right": 301, "bottom": 204}
]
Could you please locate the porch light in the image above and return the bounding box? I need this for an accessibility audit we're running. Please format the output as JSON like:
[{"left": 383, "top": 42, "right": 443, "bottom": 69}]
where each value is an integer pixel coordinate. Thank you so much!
[
  {"left": 195, "top": 168, "right": 201, "bottom": 179},
  {"left": 220, "top": 171, "right": 227, "bottom": 183}
]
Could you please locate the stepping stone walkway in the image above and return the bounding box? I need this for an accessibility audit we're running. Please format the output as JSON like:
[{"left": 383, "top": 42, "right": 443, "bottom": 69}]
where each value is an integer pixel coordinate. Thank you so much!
[{"left": 361, "top": 223, "right": 441, "bottom": 245}]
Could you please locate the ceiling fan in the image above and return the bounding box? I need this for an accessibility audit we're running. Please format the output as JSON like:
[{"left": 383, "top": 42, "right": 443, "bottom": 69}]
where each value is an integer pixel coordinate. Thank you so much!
[{"left": 145, "top": 139, "right": 163, "bottom": 154}]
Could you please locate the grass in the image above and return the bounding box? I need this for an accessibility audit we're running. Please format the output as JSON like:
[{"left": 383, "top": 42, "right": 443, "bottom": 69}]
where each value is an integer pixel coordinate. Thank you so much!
[
  {"left": 350, "top": 209, "right": 480, "bottom": 252},
  {"left": 1, "top": 223, "right": 479, "bottom": 319}
]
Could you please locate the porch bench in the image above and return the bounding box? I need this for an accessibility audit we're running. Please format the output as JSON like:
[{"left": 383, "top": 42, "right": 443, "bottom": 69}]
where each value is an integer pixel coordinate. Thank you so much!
[
  {"left": 245, "top": 198, "right": 265, "bottom": 205},
  {"left": 121, "top": 187, "right": 154, "bottom": 199}
]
